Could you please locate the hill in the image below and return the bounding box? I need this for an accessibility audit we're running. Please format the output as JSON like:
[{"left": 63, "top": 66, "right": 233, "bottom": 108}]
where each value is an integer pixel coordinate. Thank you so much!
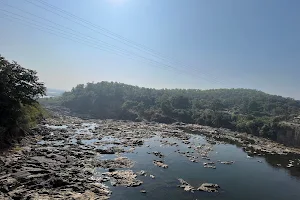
[{"left": 41, "top": 81, "right": 300, "bottom": 145}]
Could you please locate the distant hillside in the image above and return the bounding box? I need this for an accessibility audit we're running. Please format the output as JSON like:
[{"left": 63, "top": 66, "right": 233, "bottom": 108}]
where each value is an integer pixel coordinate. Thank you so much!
[{"left": 42, "top": 81, "right": 300, "bottom": 145}]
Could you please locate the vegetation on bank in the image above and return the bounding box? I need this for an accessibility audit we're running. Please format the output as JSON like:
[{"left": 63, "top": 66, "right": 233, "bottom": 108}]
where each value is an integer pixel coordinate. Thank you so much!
[
  {"left": 0, "top": 55, "right": 46, "bottom": 149},
  {"left": 41, "top": 82, "right": 300, "bottom": 141}
]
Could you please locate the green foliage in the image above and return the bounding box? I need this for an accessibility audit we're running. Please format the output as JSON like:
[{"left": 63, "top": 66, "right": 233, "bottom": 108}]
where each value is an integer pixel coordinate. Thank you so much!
[
  {"left": 0, "top": 55, "right": 46, "bottom": 136},
  {"left": 47, "top": 81, "right": 300, "bottom": 141},
  {"left": 21, "top": 103, "right": 49, "bottom": 128}
]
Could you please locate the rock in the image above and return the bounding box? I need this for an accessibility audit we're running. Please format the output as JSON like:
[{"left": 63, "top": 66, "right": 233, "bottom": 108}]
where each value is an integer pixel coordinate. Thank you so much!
[
  {"left": 137, "top": 170, "right": 146, "bottom": 176},
  {"left": 152, "top": 151, "right": 164, "bottom": 158},
  {"left": 8, "top": 187, "right": 27, "bottom": 198},
  {"left": 0, "top": 176, "right": 18, "bottom": 192},
  {"left": 12, "top": 171, "right": 32, "bottom": 181},
  {"left": 202, "top": 157, "right": 211, "bottom": 160},
  {"left": 287, "top": 163, "right": 294, "bottom": 168},
  {"left": 108, "top": 168, "right": 116, "bottom": 172},
  {"left": 26, "top": 173, "right": 49, "bottom": 179},
  {"left": 95, "top": 157, "right": 134, "bottom": 169},
  {"left": 96, "top": 148, "right": 115, "bottom": 154},
  {"left": 48, "top": 177, "right": 70, "bottom": 188},
  {"left": 102, "top": 177, "right": 110, "bottom": 182},
  {"left": 198, "top": 183, "right": 220, "bottom": 193},
  {"left": 204, "top": 165, "right": 216, "bottom": 169},
  {"left": 110, "top": 179, "right": 117, "bottom": 186},
  {"left": 150, "top": 174, "right": 155, "bottom": 179},
  {"left": 203, "top": 162, "right": 216, "bottom": 169},
  {"left": 131, "top": 139, "right": 144, "bottom": 146},
  {"left": 68, "top": 189, "right": 110, "bottom": 200},
  {"left": 203, "top": 162, "right": 215, "bottom": 165},
  {"left": 21, "top": 166, "right": 51, "bottom": 174},
  {"left": 178, "top": 178, "right": 194, "bottom": 192},
  {"left": 89, "top": 183, "right": 111, "bottom": 196},
  {"left": 182, "top": 140, "right": 190, "bottom": 144},
  {"left": 45, "top": 154, "right": 67, "bottom": 162},
  {"left": 220, "top": 161, "right": 234, "bottom": 165},
  {"left": 153, "top": 160, "right": 168, "bottom": 168},
  {"left": 127, "top": 148, "right": 135, "bottom": 153},
  {"left": 30, "top": 156, "right": 57, "bottom": 165},
  {"left": 105, "top": 170, "right": 143, "bottom": 187},
  {"left": 83, "top": 167, "right": 94, "bottom": 175}
]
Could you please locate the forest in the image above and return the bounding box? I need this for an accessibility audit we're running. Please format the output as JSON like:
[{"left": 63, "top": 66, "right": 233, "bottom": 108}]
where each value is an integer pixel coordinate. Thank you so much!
[{"left": 42, "top": 81, "right": 300, "bottom": 141}]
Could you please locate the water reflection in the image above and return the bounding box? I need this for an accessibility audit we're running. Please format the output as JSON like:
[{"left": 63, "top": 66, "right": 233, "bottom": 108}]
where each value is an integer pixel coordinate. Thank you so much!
[
  {"left": 188, "top": 129, "right": 300, "bottom": 180},
  {"left": 264, "top": 153, "right": 300, "bottom": 178}
]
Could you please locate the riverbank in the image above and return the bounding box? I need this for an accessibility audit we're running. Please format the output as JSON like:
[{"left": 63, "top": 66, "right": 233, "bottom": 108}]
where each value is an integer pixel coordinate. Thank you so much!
[{"left": 1, "top": 109, "right": 300, "bottom": 199}]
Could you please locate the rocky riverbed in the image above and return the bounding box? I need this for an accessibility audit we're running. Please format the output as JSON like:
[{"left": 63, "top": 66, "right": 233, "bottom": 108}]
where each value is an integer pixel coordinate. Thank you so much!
[{"left": 1, "top": 109, "right": 300, "bottom": 199}]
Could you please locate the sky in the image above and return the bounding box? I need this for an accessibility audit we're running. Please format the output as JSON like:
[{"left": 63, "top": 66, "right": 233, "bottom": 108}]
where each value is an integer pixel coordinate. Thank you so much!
[{"left": 0, "top": 0, "right": 299, "bottom": 99}]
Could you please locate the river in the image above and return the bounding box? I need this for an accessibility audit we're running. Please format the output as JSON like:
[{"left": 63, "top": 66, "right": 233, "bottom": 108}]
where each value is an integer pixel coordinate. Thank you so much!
[
  {"left": 34, "top": 117, "right": 300, "bottom": 199},
  {"left": 87, "top": 130, "right": 300, "bottom": 199}
]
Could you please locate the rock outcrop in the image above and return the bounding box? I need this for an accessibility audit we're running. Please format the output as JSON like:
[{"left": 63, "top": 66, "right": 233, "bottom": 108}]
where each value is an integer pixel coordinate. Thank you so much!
[{"left": 198, "top": 183, "right": 220, "bottom": 193}]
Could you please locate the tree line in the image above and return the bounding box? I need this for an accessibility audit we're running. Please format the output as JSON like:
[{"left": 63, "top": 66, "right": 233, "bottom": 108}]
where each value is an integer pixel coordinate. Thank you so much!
[
  {"left": 0, "top": 55, "right": 46, "bottom": 149},
  {"left": 43, "top": 81, "right": 300, "bottom": 141}
]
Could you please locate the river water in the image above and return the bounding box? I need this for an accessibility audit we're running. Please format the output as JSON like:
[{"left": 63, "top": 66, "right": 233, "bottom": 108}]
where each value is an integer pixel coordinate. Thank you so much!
[
  {"left": 99, "top": 135, "right": 300, "bottom": 200},
  {"left": 45, "top": 122, "right": 300, "bottom": 200}
]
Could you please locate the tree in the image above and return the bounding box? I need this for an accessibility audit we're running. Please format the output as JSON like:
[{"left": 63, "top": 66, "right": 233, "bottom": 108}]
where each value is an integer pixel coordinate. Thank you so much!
[
  {"left": 211, "top": 99, "right": 223, "bottom": 111},
  {"left": 248, "top": 100, "right": 261, "bottom": 113},
  {"left": 171, "top": 95, "right": 190, "bottom": 109},
  {"left": 0, "top": 55, "right": 45, "bottom": 128}
]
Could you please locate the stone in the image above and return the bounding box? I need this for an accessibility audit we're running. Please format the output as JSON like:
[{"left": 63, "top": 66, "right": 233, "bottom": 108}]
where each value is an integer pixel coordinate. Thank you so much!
[
  {"left": 0, "top": 176, "right": 18, "bottom": 192},
  {"left": 105, "top": 170, "right": 143, "bottom": 187},
  {"left": 8, "top": 188, "right": 27, "bottom": 198},
  {"left": 178, "top": 178, "right": 194, "bottom": 192},
  {"left": 203, "top": 165, "right": 216, "bottom": 169},
  {"left": 287, "top": 163, "right": 294, "bottom": 168},
  {"left": 220, "top": 161, "right": 234, "bottom": 165},
  {"left": 12, "top": 171, "right": 31, "bottom": 181},
  {"left": 153, "top": 151, "right": 164, "bottom": 158},
  {"left": 198, "top": 183, "right": 220, "bottom": 193},
  {"left": 153, "top": 160, "right": 168, "bottom": 168},
  {"left": 150, "top": 174, "right": 155, "bottom": 179},
  {"left": 96, "top": 149, "right": 115, "bottom": 154},
  {"left": 95, "top": 157, "right": 134, "bottom": 169},
  {"left": 137, "top": 170, "right": 146, "bottom": 176}
]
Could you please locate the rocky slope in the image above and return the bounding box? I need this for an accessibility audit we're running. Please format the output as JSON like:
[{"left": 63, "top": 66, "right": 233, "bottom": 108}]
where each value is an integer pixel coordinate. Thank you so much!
[{"left": 276, "top": 122, "right": 300, "bottom": 147}]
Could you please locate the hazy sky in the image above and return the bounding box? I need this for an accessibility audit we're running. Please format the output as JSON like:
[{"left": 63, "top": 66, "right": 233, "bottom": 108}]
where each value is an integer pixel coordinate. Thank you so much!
[{"left": 0, "top": 0, "right": 299, "bottom": 99}]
